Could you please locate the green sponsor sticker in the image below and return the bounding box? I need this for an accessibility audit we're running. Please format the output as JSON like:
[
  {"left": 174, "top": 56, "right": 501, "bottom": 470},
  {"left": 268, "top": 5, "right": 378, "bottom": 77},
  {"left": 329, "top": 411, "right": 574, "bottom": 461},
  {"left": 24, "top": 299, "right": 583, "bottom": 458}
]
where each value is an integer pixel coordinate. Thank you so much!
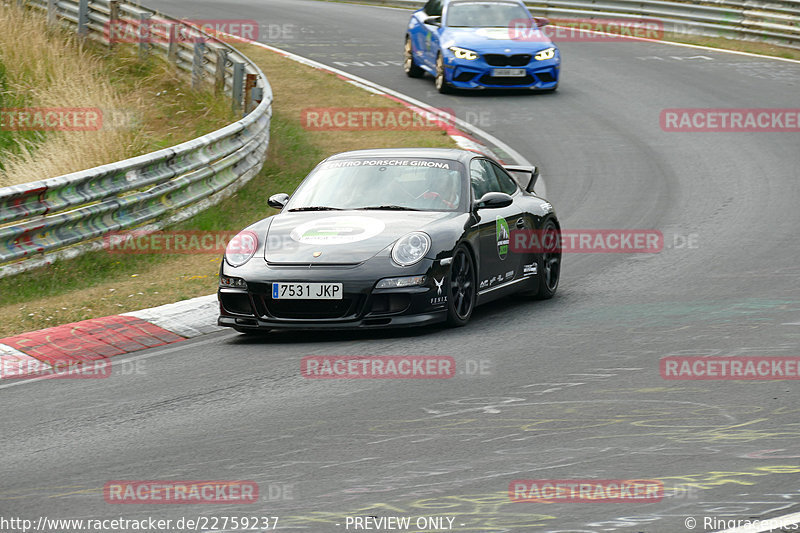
[{"left": 496, "top": 216, "right": 510, "bottom": 260}]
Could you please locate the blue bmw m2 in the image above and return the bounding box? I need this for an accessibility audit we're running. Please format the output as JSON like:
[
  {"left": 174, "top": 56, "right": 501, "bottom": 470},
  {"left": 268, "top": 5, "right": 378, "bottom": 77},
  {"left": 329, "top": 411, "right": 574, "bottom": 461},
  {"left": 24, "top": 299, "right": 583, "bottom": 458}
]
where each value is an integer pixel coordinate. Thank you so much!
[{"left": 404, "top": 0, "right": 560, "bottom": 93}]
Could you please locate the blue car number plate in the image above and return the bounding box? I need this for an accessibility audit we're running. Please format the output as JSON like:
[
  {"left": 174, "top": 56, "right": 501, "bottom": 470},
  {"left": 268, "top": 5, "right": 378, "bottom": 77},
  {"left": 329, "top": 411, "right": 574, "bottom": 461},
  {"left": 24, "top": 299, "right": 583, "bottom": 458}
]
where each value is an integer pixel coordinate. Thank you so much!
[
  {"left": 492, "top": 68, "right": 526, "bottom": 77},
  {"left": 272, "top": 282, "right": 342, "bottom": 300}
]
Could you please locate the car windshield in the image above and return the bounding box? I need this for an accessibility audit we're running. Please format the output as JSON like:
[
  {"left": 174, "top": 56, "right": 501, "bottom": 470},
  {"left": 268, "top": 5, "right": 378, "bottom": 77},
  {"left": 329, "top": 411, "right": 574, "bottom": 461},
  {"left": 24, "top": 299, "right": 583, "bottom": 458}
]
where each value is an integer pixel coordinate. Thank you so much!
[
  {"left": 284, "top": 158, "right": 465, "bottom": 212},
  {"left": 446, "top": 1, "right": 530, "bottom": 28}
]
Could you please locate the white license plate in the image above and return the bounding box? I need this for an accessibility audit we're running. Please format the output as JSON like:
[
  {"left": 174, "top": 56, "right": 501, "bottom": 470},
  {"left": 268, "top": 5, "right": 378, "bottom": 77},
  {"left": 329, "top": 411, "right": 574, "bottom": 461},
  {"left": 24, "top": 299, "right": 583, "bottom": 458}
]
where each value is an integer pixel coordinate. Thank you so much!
[
  {"left": 271, "top": 282, "right": 342, "bottom": 300},
  {"left": 492, "top": 68, "right": 526, "bottom": 77}
]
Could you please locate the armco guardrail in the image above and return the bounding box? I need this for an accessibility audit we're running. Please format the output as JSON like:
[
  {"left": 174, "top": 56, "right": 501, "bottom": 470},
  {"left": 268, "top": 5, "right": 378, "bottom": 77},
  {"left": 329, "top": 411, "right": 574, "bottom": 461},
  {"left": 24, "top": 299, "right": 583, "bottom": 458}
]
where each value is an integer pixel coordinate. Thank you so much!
[
  {"left": 0, "top": 0, "right": 271, "bottom": 277},
  {"left": 530, "top": 0, "right": 800, "bottom": 49},
  {"left": 375, "top": 0, "right": 800, "bottom": 49}
]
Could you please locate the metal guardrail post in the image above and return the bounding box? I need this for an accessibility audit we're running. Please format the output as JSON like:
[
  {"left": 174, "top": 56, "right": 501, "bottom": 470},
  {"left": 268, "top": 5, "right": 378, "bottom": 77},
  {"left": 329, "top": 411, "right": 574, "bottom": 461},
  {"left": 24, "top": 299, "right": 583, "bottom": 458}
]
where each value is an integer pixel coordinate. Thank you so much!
[
  {"left": 191, "top": 41, "right": 206, "bottom": 89},
  {"left": 138, "top": 12, "right": 151, "bottom": 60},
  {"left": 108, "top": 1, "right": 119, "bottom": 47},
  {"left": 77, "top": 0, "right": 89, "bottom": 36},
  {"left": 167, "top": 23, "right": 179, "bottom": 63},
  {"left": 243, "top": 73, "right": 256, "bottom": 114},
  {"left": 47, "top": 0, "right": 57, "bottom": 26},
  {"left": 231, "top": 61, "right": 245, "bottom": 112},
  {"left": 250, "top": 87, "right": 264, "bottom": 113},
  {"left": 215, "top": 49, "right": 228, "bottom": 94}
]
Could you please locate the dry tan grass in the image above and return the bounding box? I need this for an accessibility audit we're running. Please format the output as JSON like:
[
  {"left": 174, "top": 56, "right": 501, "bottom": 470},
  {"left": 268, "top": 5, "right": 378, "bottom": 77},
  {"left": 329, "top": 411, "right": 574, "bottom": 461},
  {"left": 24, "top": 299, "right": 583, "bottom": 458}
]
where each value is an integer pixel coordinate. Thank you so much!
[{"left": 0, "top": 4, "right": 140, "bottom": 186}]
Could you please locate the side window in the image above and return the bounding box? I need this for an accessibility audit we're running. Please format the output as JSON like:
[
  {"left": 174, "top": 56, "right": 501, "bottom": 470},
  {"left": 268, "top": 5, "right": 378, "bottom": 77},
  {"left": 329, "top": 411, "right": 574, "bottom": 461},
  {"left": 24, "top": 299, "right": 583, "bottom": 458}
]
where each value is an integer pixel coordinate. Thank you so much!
[
  {"left": 487, "top": 162, "right": 519, "bottom": 195},
  {"left": 470, "top": 159, "right": 500, "bottom": 200},
  {"left": 424, "top": 0, "right": 442, "bottom": 16}
]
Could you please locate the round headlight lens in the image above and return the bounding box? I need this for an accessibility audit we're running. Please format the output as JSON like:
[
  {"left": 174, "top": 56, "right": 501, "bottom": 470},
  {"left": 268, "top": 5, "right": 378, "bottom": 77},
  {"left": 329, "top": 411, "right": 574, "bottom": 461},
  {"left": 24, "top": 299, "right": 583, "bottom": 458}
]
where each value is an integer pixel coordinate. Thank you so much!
[
  {"left": 391, "top": 232, "right": 431, "bottom": 267},
  {"left": 225, "top": 230, "right": 258, "bottom": 267}
]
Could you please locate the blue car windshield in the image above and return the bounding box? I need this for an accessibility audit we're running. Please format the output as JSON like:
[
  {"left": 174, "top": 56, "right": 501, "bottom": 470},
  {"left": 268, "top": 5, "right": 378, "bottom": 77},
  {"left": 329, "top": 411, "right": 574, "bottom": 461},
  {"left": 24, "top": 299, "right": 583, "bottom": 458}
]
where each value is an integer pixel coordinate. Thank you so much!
[
  {"left": 446, "top": 2, "right": 530, "bottom": 28},
  {"left": 285, "top": 158, "right": 465, "bottom": 212}
]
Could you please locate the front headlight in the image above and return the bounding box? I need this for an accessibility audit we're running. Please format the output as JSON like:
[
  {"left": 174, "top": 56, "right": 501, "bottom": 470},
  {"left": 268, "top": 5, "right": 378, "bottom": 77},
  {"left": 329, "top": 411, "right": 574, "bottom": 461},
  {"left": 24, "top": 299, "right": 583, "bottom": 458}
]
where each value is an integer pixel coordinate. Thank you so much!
[
  {"left": 449, "top": 46, "right": 479, "bottom": 60},
  {"left": 391, "top": 232, "right": 431, "bottom": 267},
  {"left": 376, "top": 275, "right": 427, "bottom": 289},
  {"left": 534, "top": 47, "right": 556, "bottom": 60},
  {"left": 225, "top": 230, "right": 258, "bottom": 267}
]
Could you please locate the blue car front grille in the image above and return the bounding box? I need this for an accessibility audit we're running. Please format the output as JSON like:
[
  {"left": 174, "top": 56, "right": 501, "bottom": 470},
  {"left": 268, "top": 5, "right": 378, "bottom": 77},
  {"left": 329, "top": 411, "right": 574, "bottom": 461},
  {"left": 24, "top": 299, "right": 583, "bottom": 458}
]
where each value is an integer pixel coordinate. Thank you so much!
[{"left": 484, "top": 54, "right": 532, "bottom": 67}]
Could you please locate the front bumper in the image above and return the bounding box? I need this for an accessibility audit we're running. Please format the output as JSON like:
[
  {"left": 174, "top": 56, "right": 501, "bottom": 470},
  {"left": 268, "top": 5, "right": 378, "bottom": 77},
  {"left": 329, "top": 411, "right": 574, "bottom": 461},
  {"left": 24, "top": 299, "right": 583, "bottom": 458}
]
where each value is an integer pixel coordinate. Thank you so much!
[
  {"left": 445, "top": 53, "right": 559, "bottom": 90},
  {"left": 218, "top": 258, "right": 451, "bottom": 331}
]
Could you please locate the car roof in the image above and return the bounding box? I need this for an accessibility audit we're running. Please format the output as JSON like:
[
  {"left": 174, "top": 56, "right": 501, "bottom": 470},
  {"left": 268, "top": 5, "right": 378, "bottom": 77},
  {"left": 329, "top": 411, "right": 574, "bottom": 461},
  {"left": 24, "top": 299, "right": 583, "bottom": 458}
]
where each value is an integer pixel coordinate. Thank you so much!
[{"left": 324, "top": 148, "right": 486, "bottom": 165}]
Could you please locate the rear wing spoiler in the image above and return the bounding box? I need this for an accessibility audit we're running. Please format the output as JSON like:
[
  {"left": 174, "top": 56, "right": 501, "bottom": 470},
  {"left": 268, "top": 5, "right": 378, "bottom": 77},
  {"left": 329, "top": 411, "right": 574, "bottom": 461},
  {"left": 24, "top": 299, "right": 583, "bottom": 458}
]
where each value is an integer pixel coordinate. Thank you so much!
[{"left": 503, "top": 165, "right": 540, "bottom": 193}]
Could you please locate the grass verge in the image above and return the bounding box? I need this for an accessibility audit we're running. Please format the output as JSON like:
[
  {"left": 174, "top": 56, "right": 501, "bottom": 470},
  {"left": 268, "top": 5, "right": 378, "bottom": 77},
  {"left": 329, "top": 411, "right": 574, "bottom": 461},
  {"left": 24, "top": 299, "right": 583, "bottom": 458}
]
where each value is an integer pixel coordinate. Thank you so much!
[
  {"left": 0, "top": 42, "right": 456, "bottom": 338},
  {"left": 658, "top": 32, "right": 800, "bottom": 61}
]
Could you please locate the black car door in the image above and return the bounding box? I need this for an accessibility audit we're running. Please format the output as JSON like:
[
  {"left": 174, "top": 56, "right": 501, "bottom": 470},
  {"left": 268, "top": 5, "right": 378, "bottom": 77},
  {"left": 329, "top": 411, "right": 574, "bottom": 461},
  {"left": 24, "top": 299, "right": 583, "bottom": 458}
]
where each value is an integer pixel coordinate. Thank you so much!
[{"left": 469, "top": 158, "right": 525, "bottom": 292}]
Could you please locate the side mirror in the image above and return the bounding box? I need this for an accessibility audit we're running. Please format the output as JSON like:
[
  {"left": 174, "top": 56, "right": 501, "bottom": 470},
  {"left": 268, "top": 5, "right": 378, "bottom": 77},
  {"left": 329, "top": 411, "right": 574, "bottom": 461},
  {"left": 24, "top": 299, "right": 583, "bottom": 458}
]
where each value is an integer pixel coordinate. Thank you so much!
[
  {"left": 474, "top": 192, "right": 513, "bottom": 210},
  {"left": 533, "top": 17, "right": 550, "bottom": 27},
  {"left": 503, "top": 165, "right": 540, "bottom": 193},
  {"left": 423, "top": 16, "right": 442, "bottom": 26},
  {"left": 268, "top": 193, "right": 289, "bottom": 209}
]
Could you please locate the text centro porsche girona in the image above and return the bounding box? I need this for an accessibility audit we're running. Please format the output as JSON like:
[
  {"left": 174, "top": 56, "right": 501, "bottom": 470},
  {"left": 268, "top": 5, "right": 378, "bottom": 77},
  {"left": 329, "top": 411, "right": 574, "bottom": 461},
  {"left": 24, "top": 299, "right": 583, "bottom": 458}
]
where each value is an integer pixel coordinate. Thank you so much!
[
  {"left": 217, "top": 148, "right": 561, "bottom": 333},
  {"left": 404, "top": 0, "right": 560, "bottom": 93}
]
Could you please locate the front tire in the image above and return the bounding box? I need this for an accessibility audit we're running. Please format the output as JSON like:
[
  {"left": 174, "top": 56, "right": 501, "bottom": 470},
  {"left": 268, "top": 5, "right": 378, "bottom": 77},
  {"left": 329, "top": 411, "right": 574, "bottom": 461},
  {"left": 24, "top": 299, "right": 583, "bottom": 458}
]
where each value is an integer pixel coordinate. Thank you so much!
[
  {"left": 531, "top": 219, "right": 561, "bottom": 299},
  {"left": 435, "top": 53, "right": 452, "bottom": 94},
  {"left": 446, "top": 245, "right": 476, "bottom": 326},
  {"left": 404, "top": 37, "right": 424, "bottom": 78}
]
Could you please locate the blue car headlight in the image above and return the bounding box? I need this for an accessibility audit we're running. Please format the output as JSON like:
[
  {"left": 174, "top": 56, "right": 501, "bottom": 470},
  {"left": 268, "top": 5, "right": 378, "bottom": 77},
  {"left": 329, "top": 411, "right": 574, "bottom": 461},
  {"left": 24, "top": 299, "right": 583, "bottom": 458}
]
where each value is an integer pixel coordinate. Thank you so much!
[
  {"left": 534, "top": 47, "right": 556, "bottom": 61},
  {"left": 391, "top": 232, "right": 431, "bottom": 267},
  {"left": 449, "top": 46, "right": 479, "bottom": 60}
]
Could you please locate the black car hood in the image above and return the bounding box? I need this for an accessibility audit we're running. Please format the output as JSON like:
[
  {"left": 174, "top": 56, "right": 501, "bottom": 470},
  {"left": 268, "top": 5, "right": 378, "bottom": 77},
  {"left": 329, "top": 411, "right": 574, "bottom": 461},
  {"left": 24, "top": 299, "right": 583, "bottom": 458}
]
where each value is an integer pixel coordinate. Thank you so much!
[{"left": 264, "top": 210, "right": 454, "bottom": 264}]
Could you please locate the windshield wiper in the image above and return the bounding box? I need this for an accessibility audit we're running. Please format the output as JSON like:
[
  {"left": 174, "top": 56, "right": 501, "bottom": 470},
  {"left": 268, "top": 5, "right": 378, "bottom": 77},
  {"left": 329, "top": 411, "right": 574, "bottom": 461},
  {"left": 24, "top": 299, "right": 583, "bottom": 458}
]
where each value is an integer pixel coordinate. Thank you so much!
[
  {"left": 287, "top": 206, "right": 343, "bottom": 212},
  {"left": 356, "top": 205, "right": 420, "bottom": 211}
]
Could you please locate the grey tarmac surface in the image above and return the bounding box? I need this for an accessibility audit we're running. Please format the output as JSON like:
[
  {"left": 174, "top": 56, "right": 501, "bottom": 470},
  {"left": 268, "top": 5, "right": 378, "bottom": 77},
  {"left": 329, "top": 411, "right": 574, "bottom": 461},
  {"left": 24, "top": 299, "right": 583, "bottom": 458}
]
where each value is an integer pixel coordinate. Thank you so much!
[{"left": 2, "top": 1, "right": 800, "bottom": 531}]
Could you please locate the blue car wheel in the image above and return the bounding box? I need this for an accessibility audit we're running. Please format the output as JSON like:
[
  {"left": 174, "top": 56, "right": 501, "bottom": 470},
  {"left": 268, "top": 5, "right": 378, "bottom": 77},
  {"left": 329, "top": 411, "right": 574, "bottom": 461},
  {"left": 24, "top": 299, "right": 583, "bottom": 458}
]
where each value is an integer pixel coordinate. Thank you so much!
[
  {"left": 435, "top": 53, "right": 452, "bottom": 94},
  {"left": 404, "top": 36, "right": 425, "bottom": 78}
]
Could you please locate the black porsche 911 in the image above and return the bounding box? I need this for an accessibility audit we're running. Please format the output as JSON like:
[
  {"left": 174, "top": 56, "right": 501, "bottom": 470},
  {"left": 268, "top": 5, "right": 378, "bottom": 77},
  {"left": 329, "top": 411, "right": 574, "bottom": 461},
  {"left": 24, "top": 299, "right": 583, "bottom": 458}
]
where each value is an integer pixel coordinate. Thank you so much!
[{"left": 217, "top": 148, "right": 560, "bottom": 332}]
